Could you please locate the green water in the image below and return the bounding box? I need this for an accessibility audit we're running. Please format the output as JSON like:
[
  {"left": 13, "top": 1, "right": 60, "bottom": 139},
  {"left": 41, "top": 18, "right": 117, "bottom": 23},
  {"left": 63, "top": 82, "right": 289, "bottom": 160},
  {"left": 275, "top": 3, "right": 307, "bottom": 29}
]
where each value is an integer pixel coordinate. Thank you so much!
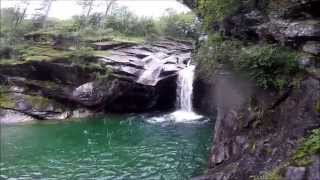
[{"left": 0, "top": 114, "right": 213, "bottom": 180}]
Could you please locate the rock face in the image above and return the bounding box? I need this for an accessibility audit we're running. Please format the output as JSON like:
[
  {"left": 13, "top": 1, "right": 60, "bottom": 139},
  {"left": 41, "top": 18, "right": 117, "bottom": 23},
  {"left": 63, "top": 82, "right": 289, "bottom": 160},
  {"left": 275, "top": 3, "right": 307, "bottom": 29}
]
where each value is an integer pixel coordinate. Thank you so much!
[
  {"left": 193, "top": 66, "right": 320, "bottom": 180},
  {"left": 181, "top": 0, "right": 320, "bottom": 179},
  {"left": 0, "top": 39, "right": 192, "bottom": 124},
  {"left": 96, "top": 40, "right": 193, "bottom": 85}
]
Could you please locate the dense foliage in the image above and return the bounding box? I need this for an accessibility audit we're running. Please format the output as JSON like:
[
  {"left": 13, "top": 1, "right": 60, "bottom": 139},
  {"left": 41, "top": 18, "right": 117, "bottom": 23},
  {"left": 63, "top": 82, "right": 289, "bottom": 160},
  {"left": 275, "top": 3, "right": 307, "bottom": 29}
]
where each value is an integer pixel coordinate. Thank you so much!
[
  {"left": 197, "top": 0, "right": 241, "bottom": 30},
  {"left": 158, "top": 9, "right": 199, "bottom": 39},
  {"left": 196, "top": 34, "right": 300, "bottom": 90}
]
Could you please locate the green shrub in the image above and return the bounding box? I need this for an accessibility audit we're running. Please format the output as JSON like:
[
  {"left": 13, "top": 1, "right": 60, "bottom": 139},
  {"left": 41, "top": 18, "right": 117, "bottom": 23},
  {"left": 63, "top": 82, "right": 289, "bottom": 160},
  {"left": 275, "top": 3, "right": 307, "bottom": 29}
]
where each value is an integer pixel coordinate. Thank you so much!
[
  {"left": 195, "top": 34, "right": 300, "bottom": 90},
  {"left": 237, "top": 45, "right": 300, "bottom": 90},
  {"left": 157, "top": 10, "right": 199, "bottom": 39},
  {"left": 195, "top": 34, "right": 242, "bottom": 79},
  {"left": 70, "top": 47, "right": 95, "bottom": 64},
  {"left": 197, "top": 0, "right": 241, "bottom": 30}
]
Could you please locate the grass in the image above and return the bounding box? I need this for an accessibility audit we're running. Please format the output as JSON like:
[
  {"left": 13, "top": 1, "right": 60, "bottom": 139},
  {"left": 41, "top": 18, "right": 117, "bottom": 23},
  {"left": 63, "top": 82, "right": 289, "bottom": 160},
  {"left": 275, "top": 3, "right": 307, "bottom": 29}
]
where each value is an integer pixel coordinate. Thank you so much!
[{"left": 18, "top": 45, "right": 72, "bottom": 62}]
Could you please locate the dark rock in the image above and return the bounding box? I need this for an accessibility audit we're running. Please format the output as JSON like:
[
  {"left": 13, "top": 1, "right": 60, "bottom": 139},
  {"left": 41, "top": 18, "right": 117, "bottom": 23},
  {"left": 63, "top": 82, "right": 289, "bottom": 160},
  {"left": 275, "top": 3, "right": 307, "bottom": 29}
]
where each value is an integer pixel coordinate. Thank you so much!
[
  {"left": 306, "top": 155, "right": 320, "bottom": 180},
  {"left": 285, "top": 167, "right": 306, "bottom": 180},
  {"left": 0, "top": 61, "right": 94, "bottom": 86},
  {"left": 193, "top": 65, "right": 320, "bottom": 179},
  {"left": 303, "top": 41, "right": 320, "bottom": 55},
  {"left": 0, "top": 39, "right": 190, "bottom": 122}
]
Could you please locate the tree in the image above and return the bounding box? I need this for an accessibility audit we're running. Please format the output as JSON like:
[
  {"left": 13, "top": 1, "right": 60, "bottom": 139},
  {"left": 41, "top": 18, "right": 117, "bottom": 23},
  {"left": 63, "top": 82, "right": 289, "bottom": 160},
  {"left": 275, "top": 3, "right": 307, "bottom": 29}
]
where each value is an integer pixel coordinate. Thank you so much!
[
  {"left": 32, "top": 0, "right": 54, "bottom": 28},
  {"left": 77, "top": 0, "right": 96, "bottom": 27},
  {"left": 13, "top": 0, "right": 30, "bottom": 28},
  {"left": 104, "top": 0, "right": 117, "bottom": 17}
]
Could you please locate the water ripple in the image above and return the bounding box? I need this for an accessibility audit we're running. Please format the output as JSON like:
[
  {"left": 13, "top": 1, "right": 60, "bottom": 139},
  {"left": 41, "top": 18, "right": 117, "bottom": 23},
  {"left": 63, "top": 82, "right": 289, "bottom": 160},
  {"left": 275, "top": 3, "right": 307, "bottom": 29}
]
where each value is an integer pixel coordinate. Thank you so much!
[{"left": 1, "top": 115, "right": 213, "bottom": 179}]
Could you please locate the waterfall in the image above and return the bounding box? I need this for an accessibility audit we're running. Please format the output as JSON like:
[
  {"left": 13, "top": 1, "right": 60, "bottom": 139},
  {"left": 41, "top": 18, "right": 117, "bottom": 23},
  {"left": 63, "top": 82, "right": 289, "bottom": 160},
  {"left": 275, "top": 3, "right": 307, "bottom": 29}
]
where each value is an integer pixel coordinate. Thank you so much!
[
  {"left": 167, "top": 64, "right": 202, "bottom": 122},
  {"left": 147, "top": 64, "right": 203, "bottom": 123},
  {"left": 176, "top": 65, "right": 195, "bottom": 112}
]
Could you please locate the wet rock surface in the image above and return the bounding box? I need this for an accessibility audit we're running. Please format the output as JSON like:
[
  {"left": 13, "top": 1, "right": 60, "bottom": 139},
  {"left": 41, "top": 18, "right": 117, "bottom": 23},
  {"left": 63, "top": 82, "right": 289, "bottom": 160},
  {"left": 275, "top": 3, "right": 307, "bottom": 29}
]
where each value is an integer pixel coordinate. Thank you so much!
[
  {"left": 96, "top": 40, "right": 192, "bottom": 85},
  {"left": 193, "top": 66, "right": 320, "bottom": 180},
  {"left": 181, "top": 0, "right": 320, "bottom": 179},
  {"left": 0, "top": 39, "right": 192, "bottom": 123}
]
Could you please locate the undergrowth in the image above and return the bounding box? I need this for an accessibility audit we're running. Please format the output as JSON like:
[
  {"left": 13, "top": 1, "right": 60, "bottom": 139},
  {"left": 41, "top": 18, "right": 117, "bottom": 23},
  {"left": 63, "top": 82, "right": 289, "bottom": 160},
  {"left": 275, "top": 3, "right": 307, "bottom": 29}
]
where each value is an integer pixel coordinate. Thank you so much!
[{"left": 195, "top": 34, "right": 300, "bottom": 90}]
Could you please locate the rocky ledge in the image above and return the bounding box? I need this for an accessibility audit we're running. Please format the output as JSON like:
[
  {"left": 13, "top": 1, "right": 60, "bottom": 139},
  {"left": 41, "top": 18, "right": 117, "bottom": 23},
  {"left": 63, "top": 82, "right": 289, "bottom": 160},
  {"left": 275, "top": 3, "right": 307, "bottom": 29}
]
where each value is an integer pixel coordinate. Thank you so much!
[{"left": 0, "top": 39, "right": 193, "bottom": 124}]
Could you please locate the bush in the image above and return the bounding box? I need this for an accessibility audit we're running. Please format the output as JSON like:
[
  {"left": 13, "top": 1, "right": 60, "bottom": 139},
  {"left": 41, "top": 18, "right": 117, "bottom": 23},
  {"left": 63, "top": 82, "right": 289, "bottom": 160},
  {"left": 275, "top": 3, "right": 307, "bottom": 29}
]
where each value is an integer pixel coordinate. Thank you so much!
[
  {"left": 237, "top": 45, "right": 300, "bottom": 90},
  {"left": 195, "top": 34, "right": 242, "bottom": 79},
  {"left": 197, "top": 0, "right": 241, "bottom": 30},
  {"left": 70, "top": 47, "right": 95, "bottom": 64},
  {"left": 195, "top": 34, "right": 300, "bottom": 90},
  {"left": 157, "top": 10, "right": 199, "bottom": 39}
]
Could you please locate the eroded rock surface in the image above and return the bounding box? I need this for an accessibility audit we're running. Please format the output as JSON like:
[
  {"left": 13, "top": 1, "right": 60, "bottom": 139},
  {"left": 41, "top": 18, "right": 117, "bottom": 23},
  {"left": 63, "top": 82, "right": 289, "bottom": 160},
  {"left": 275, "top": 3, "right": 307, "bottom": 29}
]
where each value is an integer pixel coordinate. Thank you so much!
[
  {"left": 0, "top": 39, "right": 192, "bottom": 123},
  {"left": 193, "top": 66, "right": 320, "bottom": 180}
]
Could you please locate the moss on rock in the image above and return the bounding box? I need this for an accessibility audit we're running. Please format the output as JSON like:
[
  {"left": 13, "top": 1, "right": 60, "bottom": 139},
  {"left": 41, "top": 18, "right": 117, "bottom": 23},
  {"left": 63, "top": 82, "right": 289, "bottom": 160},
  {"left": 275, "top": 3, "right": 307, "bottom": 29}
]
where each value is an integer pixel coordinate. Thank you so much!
[
  {"left": 291, "top": 128, "right": 320, "bottom": 166},
  {"left": 0, "top": 86, "right": 15, "bottom": 108}
]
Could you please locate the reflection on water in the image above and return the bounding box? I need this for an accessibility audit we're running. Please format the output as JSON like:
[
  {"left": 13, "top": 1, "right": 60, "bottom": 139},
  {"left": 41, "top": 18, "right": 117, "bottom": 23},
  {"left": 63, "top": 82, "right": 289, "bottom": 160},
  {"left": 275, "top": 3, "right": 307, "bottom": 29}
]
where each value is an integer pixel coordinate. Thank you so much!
[{"left": 0, "top": 115, "right": 213, "bottom": 179}]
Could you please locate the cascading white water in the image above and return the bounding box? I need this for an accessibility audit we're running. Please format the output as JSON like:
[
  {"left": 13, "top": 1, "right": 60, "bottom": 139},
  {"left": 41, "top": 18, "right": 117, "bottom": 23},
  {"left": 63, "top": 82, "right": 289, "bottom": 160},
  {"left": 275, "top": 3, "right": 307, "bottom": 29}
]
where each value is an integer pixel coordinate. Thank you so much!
[
  {"left": 176, "top": 65, "right": 195, "bottom": 112},
  {"left": 147, "top": 64, "right": 203, "bottom": 123}
]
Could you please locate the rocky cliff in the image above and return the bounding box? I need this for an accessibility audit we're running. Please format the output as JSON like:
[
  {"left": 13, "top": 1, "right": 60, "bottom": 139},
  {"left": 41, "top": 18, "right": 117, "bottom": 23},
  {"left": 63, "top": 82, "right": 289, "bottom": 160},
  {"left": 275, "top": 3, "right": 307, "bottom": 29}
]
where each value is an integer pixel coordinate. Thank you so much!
[
  {"left": 0, "top": 38, "right": 192, "bottom": 124},
  {"left": 183, "top": 0, "right": 320, "bottom": 179}
]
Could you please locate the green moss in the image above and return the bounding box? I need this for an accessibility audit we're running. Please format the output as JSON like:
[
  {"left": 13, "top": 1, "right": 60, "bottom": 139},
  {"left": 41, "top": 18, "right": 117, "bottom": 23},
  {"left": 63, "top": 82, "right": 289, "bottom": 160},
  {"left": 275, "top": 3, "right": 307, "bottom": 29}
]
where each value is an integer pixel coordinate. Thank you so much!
[
  {"left": 93, "top": 50, "right": 112, "bottom": 57},
  {"left": 110, "top": 35, "right": 144, "bottom": 44},
  {"left": 0, "top": 58, "right": 22, "bottom": 65},
  {"left": 291, "top": 128, "right": 320, "bottom": 166},
  {"left": 0, "top": 87, "right": 15, "bottom": 108},
  {"left": 263, "top": 168, "right": 282, "bottom": 180},
  {"left": 19, "top": 45, "right": 72, "bottom": 62},
  {"left": 25, "top": 95, "right": 52, "bottom": 109}
]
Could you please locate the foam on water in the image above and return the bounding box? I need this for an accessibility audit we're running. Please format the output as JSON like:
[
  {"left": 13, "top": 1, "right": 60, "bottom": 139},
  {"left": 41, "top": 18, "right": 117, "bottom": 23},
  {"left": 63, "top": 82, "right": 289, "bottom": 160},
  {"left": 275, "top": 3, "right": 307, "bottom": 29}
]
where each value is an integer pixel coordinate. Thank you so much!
[{"left": 147, "top": 64, "right": 205, "bottom": 124}]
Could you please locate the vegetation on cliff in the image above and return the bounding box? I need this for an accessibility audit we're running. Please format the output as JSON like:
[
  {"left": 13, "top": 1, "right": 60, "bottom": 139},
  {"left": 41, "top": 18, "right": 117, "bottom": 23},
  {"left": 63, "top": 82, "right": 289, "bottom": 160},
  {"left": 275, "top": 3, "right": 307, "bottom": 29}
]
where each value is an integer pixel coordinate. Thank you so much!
[
  {"left": 291, "top": 128, "right": 320, "bottom": 166},
  {"left": 197, "top": 0, "right": 241, "bottom": 30},
  {"left": 196, "top": 34, "right": 300, "bottom": 90}
]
